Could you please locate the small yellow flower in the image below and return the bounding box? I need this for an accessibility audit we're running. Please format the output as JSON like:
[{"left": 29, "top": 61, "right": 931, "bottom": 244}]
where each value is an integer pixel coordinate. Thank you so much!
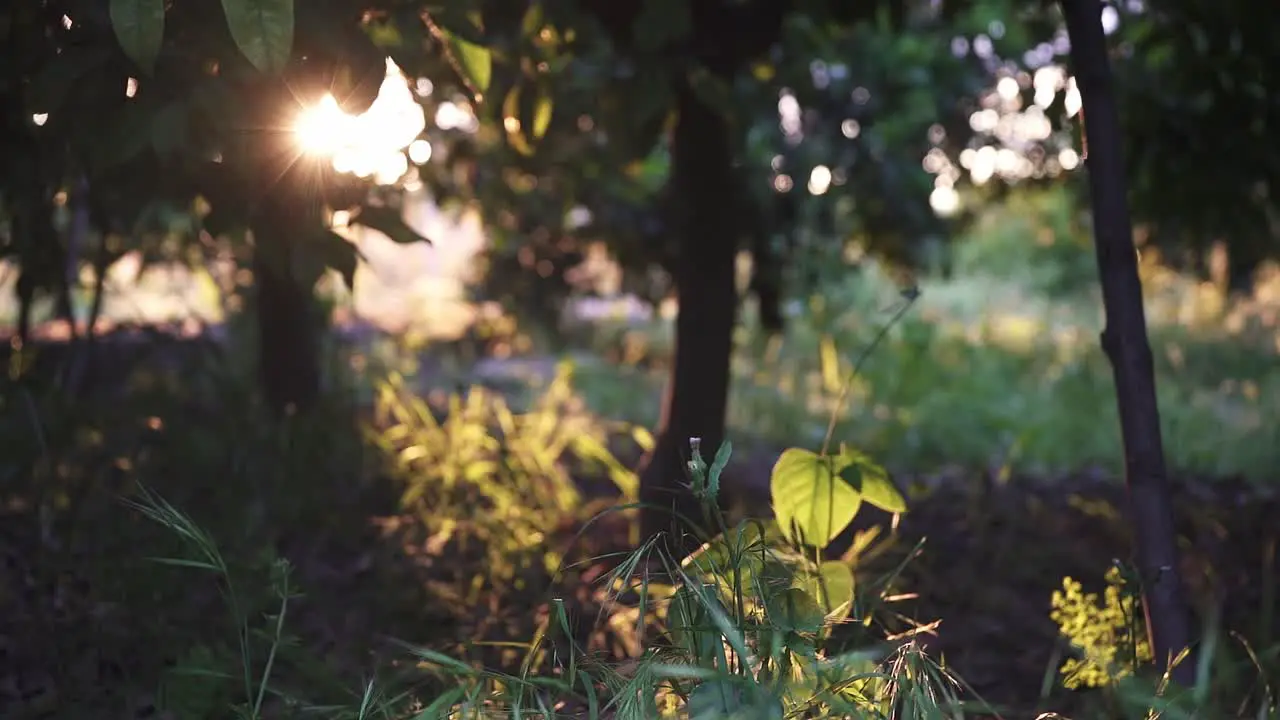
[{"left": 1049, "top": 568, "right": 1153, "bottom": 689}]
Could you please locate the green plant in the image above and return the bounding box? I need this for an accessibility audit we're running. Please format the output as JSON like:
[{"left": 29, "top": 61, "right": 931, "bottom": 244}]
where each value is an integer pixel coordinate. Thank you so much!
[
  {"left": 371, "top": 362, "right": 647, "bottom": 594},
  {"left": 1048, "top": 563, "right": 1280, "bottom": 720},
  {"left": 1050, "top": 565, "right": 1154, "bottom": 690},
  {"left": 630, "top": 439, "right": 941, "bottom": 719},
  {"left": 394, "top": 435, "right": 971, "bottom": 719},
  {"left": 124, "top": 486, "right": 320, "bottom": 720},
  {"left": 951, "top": 188, "right": 1098, "bottom": 299}
]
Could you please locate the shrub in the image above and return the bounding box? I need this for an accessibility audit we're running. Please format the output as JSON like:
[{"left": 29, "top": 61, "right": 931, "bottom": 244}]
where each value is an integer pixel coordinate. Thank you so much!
[{"left": 370, "top": 362, "right": 645, "bottom": 593}]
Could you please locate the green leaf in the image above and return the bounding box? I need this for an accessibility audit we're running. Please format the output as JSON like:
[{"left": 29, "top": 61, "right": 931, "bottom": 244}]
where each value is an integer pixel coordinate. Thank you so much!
[
  {"left": 312, "top": 230, "right": 360, "bottom": 291},
  {"left": 688, "top": 680, "right": 782, "bottom": 720},
  {"left": 770, "top": 448, "right": 861, "bottom": 548},
  {"left": 707, "top": 440, "right": 732, "bottom": 498},
  {"left": 109, "top": 0, "right": 166, "bottom": 73},
  {"left": 667, "top": 585, "right": 725, "bottom": 661},
  {"left": 438, "top": 27, "right": 491, "bottom": 98},
  {"left": 797, "top": 561, "right": 856, "bottom": 622},
  {"left": 220, "top": 0, "right": 294, "bottom": 74},
  {"left": 350, "top": 205, "right": 432, "bottom": 245},
  {"left": 767, "top": 587, "right": 825, "bottom": 634},
  {"left": 519, "top": 2, "right": 544, "bottom": 38},
  {"left": 837, "top": 446, "right": 906, "bottom": 514},
  {"left": 532, "top": 91, "right": 553, "bottom": 140},
  {"left": 502, "top": 85, "right": 534, "bottom": 156},
  {"left": 682, "top": 520, "right": 765, "bottom": 591}
]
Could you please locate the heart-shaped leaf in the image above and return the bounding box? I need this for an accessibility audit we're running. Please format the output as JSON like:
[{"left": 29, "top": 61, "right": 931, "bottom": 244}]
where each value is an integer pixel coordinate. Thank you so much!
[
  {"left": 438, "top": 28, "right": 491, "bottom": 98},
  {"left": 770, "top": 448, "right": 861, "bottom": 548},
  {"left": 220, "top": 0, "right": 294, "bottom": 75},
  {"left": 351, "top": 205, "right": 433, "bottom": 245},
  {"left": 109, "top": 0, "right": 166, "bottom": 73},
  {"left": 837, "top": 446, "right": 906, "bottom": 513}
]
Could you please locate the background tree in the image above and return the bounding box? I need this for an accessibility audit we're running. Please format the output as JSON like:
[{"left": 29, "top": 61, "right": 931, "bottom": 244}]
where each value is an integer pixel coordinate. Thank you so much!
[
  {"left": 0, "top": 0, "right": 439, "bottom": 412},
  {"left": 1061, "top": 0, "right": 1195, "bottom": 684}
]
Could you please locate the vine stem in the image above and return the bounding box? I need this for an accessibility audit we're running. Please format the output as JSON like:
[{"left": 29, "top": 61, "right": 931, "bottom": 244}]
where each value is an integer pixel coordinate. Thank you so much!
[{"left": 818, "top": 289, "right": 918, "bottom": 459}]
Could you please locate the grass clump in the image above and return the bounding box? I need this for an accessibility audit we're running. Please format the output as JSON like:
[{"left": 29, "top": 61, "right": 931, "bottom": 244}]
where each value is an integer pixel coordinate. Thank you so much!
[
  {"left": 370, "top": 362, "right": 645, "bottom": 596},
  {"left": 123, "top": 429, "right": 978, "bottom": 719}
]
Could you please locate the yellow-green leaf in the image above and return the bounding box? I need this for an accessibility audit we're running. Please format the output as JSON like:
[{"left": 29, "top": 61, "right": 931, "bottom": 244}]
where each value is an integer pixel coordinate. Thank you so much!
[
  {"left": 502, "top": 85, "right": 533, "bottom": 156},
  {"left": 109, "top": 0, "right": 165, "bottom": 73},
  {"left": 440, "top": 28, "right": 491, "bottom": 98},
  {"left": 532, "top": 92, "right": 553, "bottom": 140},
  {"left": 770, "top": 448, "right": 861, "bottom": 548},
  {"left": 220, "top": 0, "right": 294, "bottom": 75},
  {"left": 767, "top": 587, "right": 825, "bottom": 634},
  {"left": 796, "top": 561, "right": 855, "bottom": 622},
  {"left": 838, "top": 446, "right": 906, "bottom": 513}
]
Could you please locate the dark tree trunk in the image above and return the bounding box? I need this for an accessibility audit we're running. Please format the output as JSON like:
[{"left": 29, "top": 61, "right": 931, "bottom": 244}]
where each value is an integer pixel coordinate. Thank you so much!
[
  {"left": 252, "top": 205, "right": 322, "bottom": 416},
  {"left": 1226, "top": 247, "right": 1261, "bottom": 295},
  {"left": 1061, "top": 0, "right": 1196, "bottom": 685},
  {"left": 638, "top": 77, "right": 740, "bottom": 552}
]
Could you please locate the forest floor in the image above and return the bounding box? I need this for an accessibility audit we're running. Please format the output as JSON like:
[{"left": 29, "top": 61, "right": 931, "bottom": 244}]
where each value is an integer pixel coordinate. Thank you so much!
[
  {"left": 2, "top": 269, "right": 1280, "bottom": 717},
  {"left": 2, "top": 351, "right": 1276, "bottom": 718}
]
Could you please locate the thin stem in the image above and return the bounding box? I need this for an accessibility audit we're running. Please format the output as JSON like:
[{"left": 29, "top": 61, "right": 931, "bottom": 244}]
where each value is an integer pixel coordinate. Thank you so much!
[{"left": 818, "top": 293, "right": 918, "bottom": 458}]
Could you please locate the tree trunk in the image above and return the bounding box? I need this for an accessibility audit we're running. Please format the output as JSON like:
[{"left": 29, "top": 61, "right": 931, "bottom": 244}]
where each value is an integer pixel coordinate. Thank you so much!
[
  {"left": 1061, "top": 0, "right": 1196, "bottom": 685},
  {"left": 252, "top": 215, "right": 322, "bottom": 416},
  {"left": 1226, "top": 245, "right": 1261, "bottom": 295},
  {"left": 638, "top": 76, "right": 740, "bottom": 552}
]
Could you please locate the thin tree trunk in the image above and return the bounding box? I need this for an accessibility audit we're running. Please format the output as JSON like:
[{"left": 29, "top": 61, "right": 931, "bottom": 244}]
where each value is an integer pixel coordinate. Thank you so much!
[
  {"left": 1061, "top": 0, "right": 1196, "bottom": 685},
  {"left": 638, "top": 76, "right": 739, "bottom": 552},
  {"left": 252, "top": 204, "right": 322, "bottom": 415}
]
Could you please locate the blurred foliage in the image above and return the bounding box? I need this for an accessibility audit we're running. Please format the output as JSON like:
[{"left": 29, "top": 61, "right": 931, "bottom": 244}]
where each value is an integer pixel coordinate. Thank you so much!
[
  {"left": 951, "top": 187, "right": 1095, "bottom": 296},
  {"left": 0, "top": 0, "right": 439, "bottom": 308},
  {"left": 1114, "top": 0, "right": 1280, "bottom": 280},
  {"left": 371, "top": 363, "right": 645, "bottom": 592},
  {"left": 934, "top": 0, "right": 1280, "bottom": 284},
  {"left": 568, "top": 245, "right": 1280, "bottom": 480}
]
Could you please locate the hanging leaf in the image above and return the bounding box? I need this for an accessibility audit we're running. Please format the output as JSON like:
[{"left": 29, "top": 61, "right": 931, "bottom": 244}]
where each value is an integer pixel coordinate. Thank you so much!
[
  {"left": 311, "top": 230, "right": 360, "bottom": 291},
  {"left": 502, "top": 85, "right": 533, "bottom": 156},
  {"left": 531, "top": 86, "right": 553, "bottom": 140},
  {"left": 350, "top": 205, "right": 433, "bottom": 245},
  {"left": 108, "top": 0, "right": 166, "bottom": 74},
  {"left": 770, "top": 448, "right": 861, "bottom": 548},
  {"left": 837, "top": 446, "right": 906, "bottom": 514},
  {"left": 436, "top": 26, "right": 491, "bottom": 99},
  {"left": 220, "top": 0, "right": 294, "bottom": 75}
]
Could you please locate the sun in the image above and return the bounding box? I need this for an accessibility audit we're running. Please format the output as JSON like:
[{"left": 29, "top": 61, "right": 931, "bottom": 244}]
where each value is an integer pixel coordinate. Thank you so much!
[
  {"left": 295, "top": 94, "right": 353, "bottom": 156},
  {"left": 292, "top": 59, "right": 428, "bottom": 185}
]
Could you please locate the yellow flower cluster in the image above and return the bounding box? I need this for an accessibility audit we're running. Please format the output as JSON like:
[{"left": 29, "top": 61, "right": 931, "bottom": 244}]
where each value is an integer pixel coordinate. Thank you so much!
[{"left": 1049, "top": 567, "right": 1154, "bottom": 689}]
